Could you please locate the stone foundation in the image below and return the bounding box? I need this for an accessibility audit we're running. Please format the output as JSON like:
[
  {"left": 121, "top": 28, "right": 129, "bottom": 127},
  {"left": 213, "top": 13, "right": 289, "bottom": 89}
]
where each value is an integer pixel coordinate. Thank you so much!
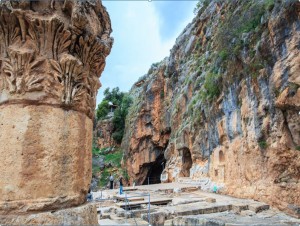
[{"left": 0, "top": 203, "right": 98, "bottom": 225}]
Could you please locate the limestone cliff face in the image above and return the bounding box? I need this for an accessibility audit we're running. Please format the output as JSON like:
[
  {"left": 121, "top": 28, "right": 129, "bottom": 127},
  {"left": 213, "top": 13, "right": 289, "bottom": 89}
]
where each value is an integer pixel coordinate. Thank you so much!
[
  {"left": 122, "top": 0, "right": 300, "bottom": 217},
  {"left": 94, "top": 116, "right": 117, "bottom": 149}
]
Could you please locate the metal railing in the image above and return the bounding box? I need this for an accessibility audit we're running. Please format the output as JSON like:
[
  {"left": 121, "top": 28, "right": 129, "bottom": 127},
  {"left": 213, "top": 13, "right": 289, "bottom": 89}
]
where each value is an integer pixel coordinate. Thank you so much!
[
  {"left": 91, "top": 189, "right": 151, "bottom": 226},
  {"left": 123, "top": 192, "right": 151, "bottom": 225}
]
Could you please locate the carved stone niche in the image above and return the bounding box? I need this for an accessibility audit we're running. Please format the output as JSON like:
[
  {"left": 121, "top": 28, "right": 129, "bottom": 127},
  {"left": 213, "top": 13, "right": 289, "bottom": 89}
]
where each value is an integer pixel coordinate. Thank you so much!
[{"left": 0, "top": 0, "right": 113, "bottom": 221}]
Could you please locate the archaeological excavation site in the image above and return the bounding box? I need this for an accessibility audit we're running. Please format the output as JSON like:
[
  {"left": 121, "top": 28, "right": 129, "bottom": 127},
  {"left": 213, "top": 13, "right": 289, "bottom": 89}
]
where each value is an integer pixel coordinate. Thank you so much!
[{"left": 0, "top": 0, "right": 299, "bottom": 225}]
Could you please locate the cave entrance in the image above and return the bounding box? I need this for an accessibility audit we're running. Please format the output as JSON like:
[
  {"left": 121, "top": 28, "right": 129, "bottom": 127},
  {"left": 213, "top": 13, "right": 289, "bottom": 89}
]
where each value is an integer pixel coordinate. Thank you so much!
[
  {"left": 180, "top": 148, "right": 192, "bottom": 177},
  {"left": 143, "top": 154, "right": 166, "bottom": 185}
]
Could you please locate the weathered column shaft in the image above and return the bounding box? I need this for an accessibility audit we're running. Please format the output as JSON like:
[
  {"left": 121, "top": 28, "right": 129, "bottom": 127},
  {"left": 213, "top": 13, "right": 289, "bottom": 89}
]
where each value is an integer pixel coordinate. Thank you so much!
[{"left": 0, "top": 0, "right": 113, "bottom": 216}]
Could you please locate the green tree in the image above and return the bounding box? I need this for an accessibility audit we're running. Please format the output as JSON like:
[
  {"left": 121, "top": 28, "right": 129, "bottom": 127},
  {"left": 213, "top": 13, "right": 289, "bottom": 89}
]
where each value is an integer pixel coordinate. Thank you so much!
[
  {"left": 95, "top": 87, "right": 132, "bottom": 144},
  {"left": 96, "top": 100, "right": 109, "bottom": 120},
  {"left": 96, "top": 87, "right": 125, "bottom": 120},
  {"left": 103, "top": 87, "right": 124, "bottom": 106},
  {"left": 112, "top": 94, "right": 132, "bottom": 144}
]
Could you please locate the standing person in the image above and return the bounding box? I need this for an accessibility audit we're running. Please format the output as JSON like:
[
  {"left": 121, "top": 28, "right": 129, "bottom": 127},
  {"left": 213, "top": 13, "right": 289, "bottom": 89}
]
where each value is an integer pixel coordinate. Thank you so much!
[
  {"left": 86, "top": 188, "right": 92, "bottom": 201},
  {"left": 109, "top": 173, "right": 114, "bottom": 189},
  {"left": 119, "top": 176, "right": 123, "bottom": 195}
]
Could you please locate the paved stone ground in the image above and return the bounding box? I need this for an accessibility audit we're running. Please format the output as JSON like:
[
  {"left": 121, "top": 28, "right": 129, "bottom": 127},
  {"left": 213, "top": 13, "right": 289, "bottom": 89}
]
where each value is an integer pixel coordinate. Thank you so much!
[{"left": 93, "top": 183, "right": 300, "bottom": 226}]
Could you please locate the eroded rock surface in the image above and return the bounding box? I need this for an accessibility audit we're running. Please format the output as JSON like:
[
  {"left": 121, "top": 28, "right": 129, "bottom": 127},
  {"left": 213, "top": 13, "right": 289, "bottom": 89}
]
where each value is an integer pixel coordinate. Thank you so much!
[
  {"left": 0, "top": 203, "right": 98, "bottom": 225},
  {"left": 94, "top": 117, "right": 116, "bottom": 149},
  {"left": 122, "top": 0, "right": 300, "bottom": 217},
  {"left": 0, "top": 0, "right": 112, "bottom": 218}
]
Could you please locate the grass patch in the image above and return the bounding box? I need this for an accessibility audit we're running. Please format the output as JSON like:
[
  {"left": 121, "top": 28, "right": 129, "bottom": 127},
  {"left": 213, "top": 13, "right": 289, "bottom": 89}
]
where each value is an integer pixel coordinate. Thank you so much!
[
  {"left": 200, "top": 72, "right": 221, "bottom": 102},
  {"left": 92, "top": 146, "right": 100, "bottom": 156},
  {"left": 104, "top": 150, "right": 122, "bottom": 167},
  {"left": 264, "top": 0, "right": 275, "bottom": 11},
  {"left": 219, "top": 50, "right": 229, "bottom": 62},
  {"left": 296, "top": 146, "right": 300, "bottom": 151}
]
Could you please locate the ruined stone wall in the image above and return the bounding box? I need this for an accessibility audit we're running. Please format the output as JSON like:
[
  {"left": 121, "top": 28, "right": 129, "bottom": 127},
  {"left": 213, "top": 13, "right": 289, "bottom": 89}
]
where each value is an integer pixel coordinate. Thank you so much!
[
  {"left": 122, "top": 0, "right": 300, "bottom": 217},
  {"left": 0, "top": 0, "right": 112, "bottom": 219}
]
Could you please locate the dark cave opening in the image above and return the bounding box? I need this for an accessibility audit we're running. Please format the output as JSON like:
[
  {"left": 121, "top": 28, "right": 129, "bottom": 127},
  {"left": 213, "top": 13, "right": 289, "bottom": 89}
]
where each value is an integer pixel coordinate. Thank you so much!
[{"left": 143, "top": 154, "right": 166, "bottom": 185}]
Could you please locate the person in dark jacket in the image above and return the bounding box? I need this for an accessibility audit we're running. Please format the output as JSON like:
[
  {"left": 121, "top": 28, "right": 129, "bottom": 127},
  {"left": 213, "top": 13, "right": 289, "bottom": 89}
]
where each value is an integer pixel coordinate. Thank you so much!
[
  {"left": 119, "top": 177, "right": 123, "bottom": 195},
  {"left": 109, "top": 173, "right": 114, "bottom": 189},
  {"left": 87, "top": 188, "right": 92, "bottom": 201}
]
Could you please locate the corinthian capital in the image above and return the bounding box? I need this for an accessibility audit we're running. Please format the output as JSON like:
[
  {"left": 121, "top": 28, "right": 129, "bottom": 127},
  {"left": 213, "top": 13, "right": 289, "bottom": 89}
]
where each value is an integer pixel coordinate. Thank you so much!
[{"left": 0, "top": 0, "right": 113, "bottom": 119}]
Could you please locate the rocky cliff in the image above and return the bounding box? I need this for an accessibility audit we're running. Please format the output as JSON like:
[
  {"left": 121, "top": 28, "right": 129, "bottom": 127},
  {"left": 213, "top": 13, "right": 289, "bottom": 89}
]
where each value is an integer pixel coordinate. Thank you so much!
[
  {"left": 94, "top": 116, "right": 117, "bottom": 149},
  {"left": 122, "top": 0, "right": 300, "bottom": 217}
]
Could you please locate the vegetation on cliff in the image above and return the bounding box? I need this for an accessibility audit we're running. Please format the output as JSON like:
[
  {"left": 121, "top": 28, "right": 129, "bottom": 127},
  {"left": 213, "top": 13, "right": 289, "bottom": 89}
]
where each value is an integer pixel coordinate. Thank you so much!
[
  {"left": 96, "top": 87, "right": 132, "bottom": 144},
  {"left": 121, "top": 0, "right": 300, "bottom": 216},
  {"left": 92, "top": 87, "right": 132, "bottom": 189},
  {"left": 91, "top": 147, "right": 128, "bottom": 188}
]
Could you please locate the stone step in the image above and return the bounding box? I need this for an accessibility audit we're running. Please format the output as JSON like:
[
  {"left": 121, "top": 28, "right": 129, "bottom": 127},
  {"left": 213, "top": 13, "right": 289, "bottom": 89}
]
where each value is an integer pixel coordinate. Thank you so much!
[
  {"left": 116, "top": 198, "right": 173, "bottom": 209},
  {"left": 99, "top": 218, "right": 149, "bottom": 226},
  {"left": 165, "top": 202, "right": 232, "bottom": 216},
  {"left": 248, "top": 203, "right": 270, "bottom": 213},
  {"left": 115, "top": 194, "right": 145, "bottom": 202},
  {"left": 98, "top": 219, "right": 119, "bottom": 225},
  {"left": 123, "top": 187, "right": 138, "bottom": 192}
]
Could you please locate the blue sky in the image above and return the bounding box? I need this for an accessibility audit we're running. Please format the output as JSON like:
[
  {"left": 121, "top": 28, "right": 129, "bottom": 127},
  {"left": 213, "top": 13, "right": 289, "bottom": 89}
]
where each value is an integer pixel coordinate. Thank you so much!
[{"left": 97, "top": 1, "right": 197, "bottom": 105}]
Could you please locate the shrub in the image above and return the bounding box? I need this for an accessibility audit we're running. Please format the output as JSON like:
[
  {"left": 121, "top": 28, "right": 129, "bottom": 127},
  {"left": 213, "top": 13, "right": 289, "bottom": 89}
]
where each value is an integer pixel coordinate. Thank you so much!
[
  {"left": 296, "top": 146, "right": 300, "bottom": 151},
  {"left": 96, "top": 100, "right": 109, "bottom": 120},
  {"left": 112, "top": 94, "right": 132, "bottom": 144},
  {"left": 96, "top": 87, "right": 125, "bottom": 120},
  {"left": 105, "top": 150, "right": 122, "bottom": 167},
  {"left": 160, "top": 90, "right": 165, "bottom": 99},
  {"left": 193, "top": 0, "right": 210, "bottom": 15},
  {"left": 96, "top": 87, "right": 132, "bottom": 144},
  {"left": 200, "top": 72, "right": 221, "bottom": 101},
  {"left": 219, "top": 50, "right": 229, "bottom": 62},
  {"left": 258, "top": 140, "right": 268, "bottom": 149},
  {"left": 92, "top": 146, "right": 100, "bottom": 156},
  {"left": 264, "top": 0, "right": 275, "bottom": 11}
]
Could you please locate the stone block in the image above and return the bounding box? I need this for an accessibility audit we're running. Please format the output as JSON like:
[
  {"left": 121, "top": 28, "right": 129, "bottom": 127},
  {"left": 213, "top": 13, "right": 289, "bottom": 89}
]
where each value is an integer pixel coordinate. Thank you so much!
[
  {"left": 0, "top": 203, "right": 98, "bottom": 225},
  {"left": 248, "top": 203, "right": 270, "bottom": 213},
  {"left": 232, "top": 203, "right": 249, "bottom": 212},
  {"left": 205, "top": 197, "right": 216, "bottom": 203},
  {"left": 141, "top": 211, "right": 169, "bottom": 226}
]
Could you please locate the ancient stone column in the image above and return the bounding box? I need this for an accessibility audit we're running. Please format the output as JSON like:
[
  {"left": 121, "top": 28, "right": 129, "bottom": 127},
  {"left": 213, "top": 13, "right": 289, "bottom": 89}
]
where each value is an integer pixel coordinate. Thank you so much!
[{"left": 0, "top": 0, "right": 112, "bottom": 224}]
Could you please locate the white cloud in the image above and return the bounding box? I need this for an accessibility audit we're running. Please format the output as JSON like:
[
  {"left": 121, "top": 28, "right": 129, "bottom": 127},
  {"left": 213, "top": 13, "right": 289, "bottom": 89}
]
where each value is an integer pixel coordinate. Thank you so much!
[{"left": 97, "top": 2, "right": 194, "bottom": 105}]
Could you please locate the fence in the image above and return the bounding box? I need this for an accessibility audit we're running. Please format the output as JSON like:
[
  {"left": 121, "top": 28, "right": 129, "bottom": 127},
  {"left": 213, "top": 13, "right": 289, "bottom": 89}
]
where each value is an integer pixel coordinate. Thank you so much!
[
  {"left": 92, "top": 189, "right": 151, "bottom": 226},
  {"left": 123, "top": 192, "right": 151, "bottom": 225}
]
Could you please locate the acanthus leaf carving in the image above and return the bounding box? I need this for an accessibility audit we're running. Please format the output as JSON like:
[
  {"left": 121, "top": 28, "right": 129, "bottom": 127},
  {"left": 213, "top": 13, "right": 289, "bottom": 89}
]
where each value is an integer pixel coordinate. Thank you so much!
[
  {"left": 50, "top": 54, "right": 87, "bottom": 106},
  {"left": 75, "top": 35, "right": 108, "bottom": 77},
  {"left": 0, "top": 8, "right": 21, "bottom": 57},
  {"left": 0, "top": 1, "right": 113, "bottom": 119},
  {"left": 27, "top": 17, "right": 72, "bottom": 60},
  {"left": 2, "top": 48, "right": 37, "bottom": 94}
]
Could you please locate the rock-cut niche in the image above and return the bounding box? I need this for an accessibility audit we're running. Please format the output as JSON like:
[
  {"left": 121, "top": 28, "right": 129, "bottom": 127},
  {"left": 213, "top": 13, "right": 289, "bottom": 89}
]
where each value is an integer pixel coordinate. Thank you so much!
[
  {"left": 180, "top": 148, "right": 192, "bottom": 177},
  {"left": 219, "top": 150, "right": 225, "bottom": 163}
]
